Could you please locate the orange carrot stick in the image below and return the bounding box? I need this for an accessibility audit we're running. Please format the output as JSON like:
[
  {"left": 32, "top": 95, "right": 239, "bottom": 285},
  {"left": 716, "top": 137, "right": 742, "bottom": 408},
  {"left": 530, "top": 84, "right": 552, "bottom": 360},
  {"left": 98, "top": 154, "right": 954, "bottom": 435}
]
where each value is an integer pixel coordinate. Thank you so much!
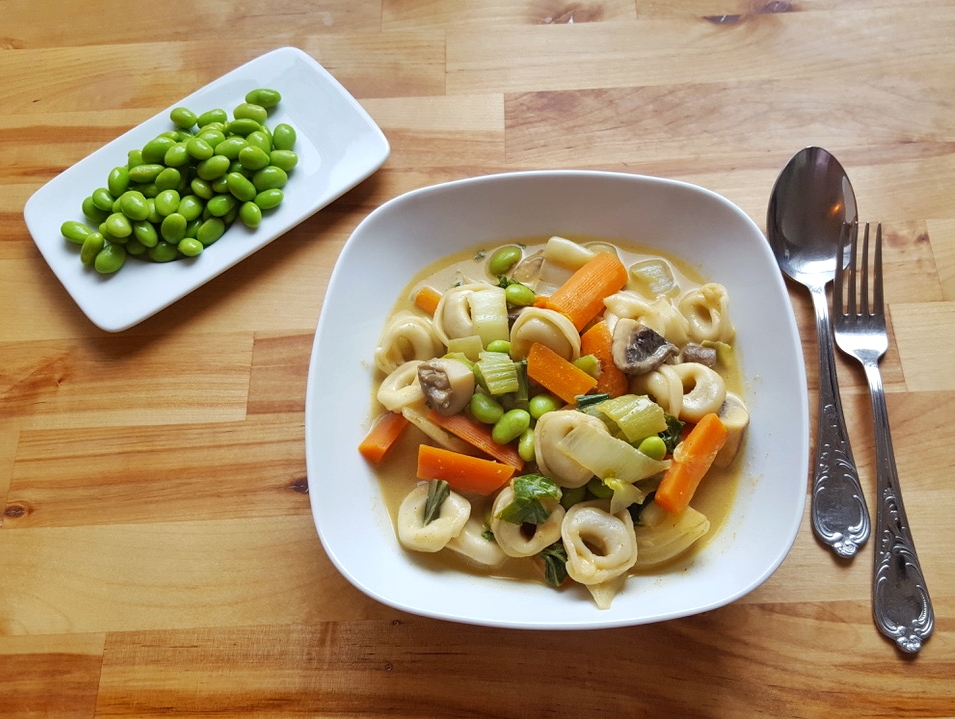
[
  {"left": 426, "top": 409, "right": 525, "bottom": 470},
  {"left": 358, "top": 412, "right": 411, "bottom": 464},
  {"left": 416, "top": 444, "right": 515, "bottom": 495},
  {"left": 535, "top": 252, "right": 628, "bottom": 331},
  {"left": 654, "top": 413, "right": 728, "bottom": 514},
  {"left": 526, "top": 341, "right": 598, "bottom": 404},
  {"left": 413, "top": 286, "right": 442, "bottom": 316},
  {"left": 580, "top": 320, "right": 628, "bottom": 398}
]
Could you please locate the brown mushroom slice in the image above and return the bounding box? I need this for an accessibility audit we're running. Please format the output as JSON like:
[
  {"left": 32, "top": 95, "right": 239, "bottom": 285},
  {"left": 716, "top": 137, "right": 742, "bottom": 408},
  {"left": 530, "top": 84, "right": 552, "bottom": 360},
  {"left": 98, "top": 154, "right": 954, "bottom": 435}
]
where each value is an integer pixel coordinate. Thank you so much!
[
  {"left": 681, "top": 342, "right": 717, "bottom": 368},
  {"left": 417, "top": 358, "right": 475, "bottom": 416},
  {"left": 611, "top": 318, "right": 678, "bottom": 375}
]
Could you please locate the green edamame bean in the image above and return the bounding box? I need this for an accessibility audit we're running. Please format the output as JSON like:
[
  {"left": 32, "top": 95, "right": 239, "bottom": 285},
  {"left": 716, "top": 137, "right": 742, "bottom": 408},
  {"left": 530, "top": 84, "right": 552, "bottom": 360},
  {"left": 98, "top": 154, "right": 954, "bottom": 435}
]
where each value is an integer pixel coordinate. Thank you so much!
[
  {"left": 528, "top": 393, "right": 562, "bottom": 420},
  {"left": 196, "top": 155, "right": 230, "bottom": 181},
  {"left": 170, "top": 107, "right": 197, "bottom": 130},
  {"left": 186, "top": 137, "right": 214, "bottom": 161},
  {"left": 177, "top": 237, "right": 203, "bottom": 257},
  {"left": 107, "top": 166, "right": 130, "bottom": 197},
  {"left": 573, "top": 354, "right": 599, "bottom": 377},
  {"left": 488, "top": 245, "right": 522, "bottom": 276},
  {"left": 148, "top": 241, "right": 179, "bottom": 263},
  {"left": 190, "top": 177, "right": 215, "bottom": 200},
  {"left": 210, "top": 175, "right": 229, "bottom": 194},
  {"left": 154, "top": 167, "right": 181, "bottom": 191},
  {"left": 226, "top": 172, "right": 257, "bottom": 202},
  {"left": 469, "top": 392, "right": 504, "bottom": 425},
  {"left": 154, "top": 189, "right": 180, "bottom": 216},
  {"left": 139, "top": 182, "right": 159, "bottom": 199},
  {"left": 163, "top": 142, "right": 190, "bottom": 167},
  {"left": 215, "top": 136, "right": 248, "bottom": 160},
  {"left": 518, "top": 427, "right": 535, "bottom": 463},
  {"left": 504, "top": 282, "right": 535, "bottom": 307},
  {"left": 94, "top": 243, "right": 126, "bottom": 274},
  {"left": 252, "top": 166, "right": 288, "bottom": 191},
  {"left": 61, "top": 220, "right": 92, "bottom": 245},
  {"left": 239, "top": 201, "right": 262, "bottom": 228},
  {"left": 637, "top": 435, "right": 668, "bottom": 461},
  {"left": 492, "top": 408, "right": 531, "bottom": 445},
  {"left": 197, "top": 108, "right": 228, "bottom": 127},
  {"left": 124, "top": 238, "right": 147, "bottom": 256},
  {"left": 128, "top": 163, "right": 165, "bottom": 184},
  {"left": 119, "top": 191, "right": 150, "bottom": 221},
  {"left": 271, "top": 123, "right": 296, "bottom": 151},
  {"left": 253, "top": 188, "right": 283, "bottom": 210},
  {"left": 177, "top": 194, "right": 203, "bottom": 222},
  {"left": 132, "top": 220, "right": 159, "bottom": 247},
  {"left": 104, "top": 212, "right": 132, "bottom": 238},
  {"left": 142, "top": 136, "right": 177, "bottom": 164},
  {"left": 98, "top": 224, "right": 127, "bottom": 245},
  {"left": 238, "top": 145, "right": 270, "bottom": 171},
  {"left": 161, "top": 213, "right": 187, "bottom": 243},
  {"left": 145, "top": 197, "right": 160, "bottom": 224},
  {"left": 79, "top": 232, "right": 105, "bottom": 265},
  {"left": 245, "top": 130, "right": 271, "bottom": 153},
  {"left": 245, "top": 88, "right": 281, "bottom": 109},
  {"left": 586, "top": 476, "right": 613, "bottom": 500},
  {"left": 82, "top": 196, "right": 109, "bottom": 223},
  {"left": 196, "top": 217, "right": 226, "bottom": 246},
  {"left": 127, "top": 149, "right": 144, "bottom": 169},
  {"left": 269, "top": 149, "right": 298, "bottom": 171},
  {"left": 91, "top": 187, "right": 115, "bottom": 212},
  {"left": 196, "top": 128, "right": 225, "bottom": 147},
  {"left": 232, "top": 102, "right": 268, "bottom": 124},
  {"left": 486, "top": 339, "right": 511, "bottom": 354},
  {"left": 226, "top": 117, "right": 260, "bottom": 136},
  {"left": 206, "top": 193, "right": 238, "bottom": 217}
]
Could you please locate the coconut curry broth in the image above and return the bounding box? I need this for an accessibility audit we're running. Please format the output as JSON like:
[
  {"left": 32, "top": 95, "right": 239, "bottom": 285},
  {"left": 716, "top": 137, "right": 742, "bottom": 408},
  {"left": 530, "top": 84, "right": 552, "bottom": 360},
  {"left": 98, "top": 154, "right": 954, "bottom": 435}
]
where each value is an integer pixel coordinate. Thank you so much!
[{"left": 369, "top": 235, "right": 747, "bottom": 581}]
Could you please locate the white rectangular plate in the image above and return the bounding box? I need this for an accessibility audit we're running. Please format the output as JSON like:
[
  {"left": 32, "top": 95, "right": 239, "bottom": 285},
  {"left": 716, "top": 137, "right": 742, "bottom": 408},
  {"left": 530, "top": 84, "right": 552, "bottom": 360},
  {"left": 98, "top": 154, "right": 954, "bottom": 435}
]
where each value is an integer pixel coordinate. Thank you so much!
[{"left": 23, "top": 47, "right": 389, "bottom": 332}]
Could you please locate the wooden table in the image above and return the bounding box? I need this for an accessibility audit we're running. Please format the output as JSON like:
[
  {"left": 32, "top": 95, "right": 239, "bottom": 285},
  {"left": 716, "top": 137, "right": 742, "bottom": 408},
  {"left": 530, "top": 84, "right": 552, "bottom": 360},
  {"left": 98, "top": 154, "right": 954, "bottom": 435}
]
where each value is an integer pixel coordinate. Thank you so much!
[{"left": 3, "top": 1, "right": 954, "bottom": 716}]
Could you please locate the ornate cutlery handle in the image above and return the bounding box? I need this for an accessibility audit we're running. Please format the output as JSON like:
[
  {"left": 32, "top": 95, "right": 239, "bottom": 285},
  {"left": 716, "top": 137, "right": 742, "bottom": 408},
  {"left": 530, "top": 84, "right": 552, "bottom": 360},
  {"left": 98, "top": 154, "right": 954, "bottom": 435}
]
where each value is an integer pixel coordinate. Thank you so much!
[
  {"left": 863, "top": 362, "right": 934, "bottom": 653},
  {"left": 809, "top": 287, "right": 870, "bottom": 558}
]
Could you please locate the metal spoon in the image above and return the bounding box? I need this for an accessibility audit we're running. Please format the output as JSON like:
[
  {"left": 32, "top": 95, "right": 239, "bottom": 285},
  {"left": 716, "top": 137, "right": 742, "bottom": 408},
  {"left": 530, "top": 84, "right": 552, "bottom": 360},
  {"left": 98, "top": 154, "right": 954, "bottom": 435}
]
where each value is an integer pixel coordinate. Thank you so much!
[{"left": 767, "top": 146, "right": 870, "bottom": 558}]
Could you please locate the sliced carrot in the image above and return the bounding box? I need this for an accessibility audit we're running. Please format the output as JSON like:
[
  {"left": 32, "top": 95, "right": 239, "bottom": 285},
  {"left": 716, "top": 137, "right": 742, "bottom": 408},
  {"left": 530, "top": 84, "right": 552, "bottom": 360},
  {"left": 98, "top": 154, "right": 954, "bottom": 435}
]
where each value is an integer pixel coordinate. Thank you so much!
[
  {"left": 416, "top": 444, "right": 515, "bottom": 495},
  {"left": 535, "top": 251, "right": 628, "bottom": 331},
  {"left": 580, "top": 320, "right": 628, "bottom": 398},
  {"left": 654, "top": 413, "right": 728, "bottom": 514},
  {"left": 413, "top": 286, "right": 442, "bottom": 316},
  {"left": 526, "top": 341, "right": 598, "bottom": 404},
  {"left": 426, "top": 409, "right": 525, "bottom": 470},
  {"left": 358, "top": 412, "right": 411, "bottom": 464}
]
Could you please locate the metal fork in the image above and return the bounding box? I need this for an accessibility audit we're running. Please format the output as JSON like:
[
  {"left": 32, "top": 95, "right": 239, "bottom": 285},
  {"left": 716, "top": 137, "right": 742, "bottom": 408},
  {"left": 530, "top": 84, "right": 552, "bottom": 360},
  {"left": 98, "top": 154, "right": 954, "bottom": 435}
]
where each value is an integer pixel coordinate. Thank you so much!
[{"left": 832, "top": 222, "right": 934, "bottom": 653}]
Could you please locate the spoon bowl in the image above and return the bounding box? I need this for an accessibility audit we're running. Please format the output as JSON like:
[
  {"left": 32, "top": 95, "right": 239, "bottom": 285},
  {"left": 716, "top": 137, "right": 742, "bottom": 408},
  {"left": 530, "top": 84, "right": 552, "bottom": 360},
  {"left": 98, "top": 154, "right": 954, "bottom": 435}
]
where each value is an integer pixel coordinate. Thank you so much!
[{"left": 767, "top": 146, "right": 870, "bottom": 558}]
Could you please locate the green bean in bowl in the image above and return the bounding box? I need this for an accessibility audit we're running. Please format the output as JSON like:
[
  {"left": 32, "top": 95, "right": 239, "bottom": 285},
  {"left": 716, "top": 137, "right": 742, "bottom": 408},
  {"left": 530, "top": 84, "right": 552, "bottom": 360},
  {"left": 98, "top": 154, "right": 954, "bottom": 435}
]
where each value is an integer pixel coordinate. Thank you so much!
[{"left": 60, "top": 88, "right": 298, "bottom": 275}]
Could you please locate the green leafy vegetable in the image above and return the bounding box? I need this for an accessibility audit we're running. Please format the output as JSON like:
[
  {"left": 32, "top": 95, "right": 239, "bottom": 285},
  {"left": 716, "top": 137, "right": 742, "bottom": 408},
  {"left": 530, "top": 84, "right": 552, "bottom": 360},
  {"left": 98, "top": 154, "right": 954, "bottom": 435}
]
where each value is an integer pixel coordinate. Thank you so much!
[
  {"left": 658, "top": 414, "right": 685, "bottom": 454},
  {"left": 495, "top": 474, "right": 562, "bottom": 525},
  {"left": 538, "top": 541, "right": 569, "bottom": 587},
  {"left": 422, "top": 479, "right": 450, "bottom": 525}
]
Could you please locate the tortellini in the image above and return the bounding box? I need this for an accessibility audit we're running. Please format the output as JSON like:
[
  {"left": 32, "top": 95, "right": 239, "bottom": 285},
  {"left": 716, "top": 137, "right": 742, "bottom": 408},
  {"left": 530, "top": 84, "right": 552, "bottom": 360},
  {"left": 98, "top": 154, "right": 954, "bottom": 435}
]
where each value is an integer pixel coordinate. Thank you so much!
[
  {"left": 397, "top": 483, "right": 471, "bottom": 553},
  {"left": 431, "top": 281, "right": 488, "bottom": 345},
  {"left": 562, "top": 501, "right": 638, "bottom": 586},
  {"left": 509, "top": 307, "right": 580, "bottom": 361},
  {"left": 604, "top": 291, "right": 690, "bottom": 347},
  {"left": 490, "top": 486, "right": 565, "bottom": 558},
  {"left": 679, "top": 283, "right": 735, "bottom": 344},
  {"left": 534, "top": 410, "right": 608, "bottom": 488},
  {"left": 630, "top": 362, "right": 726, "bottom": 422},
  {"left": 377, "top": 360, "right": 425, "bottom": 412},
  {"left": 374, "top": 310, "right": 444, "bottom": 375}
]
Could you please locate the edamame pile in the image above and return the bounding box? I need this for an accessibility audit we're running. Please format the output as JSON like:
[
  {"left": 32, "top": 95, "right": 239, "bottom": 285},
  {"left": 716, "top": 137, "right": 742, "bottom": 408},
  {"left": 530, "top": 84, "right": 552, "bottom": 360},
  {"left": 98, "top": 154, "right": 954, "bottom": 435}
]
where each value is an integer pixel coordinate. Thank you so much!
[{"left": 61, "top": 88, "right": 298, "bottom": 274}]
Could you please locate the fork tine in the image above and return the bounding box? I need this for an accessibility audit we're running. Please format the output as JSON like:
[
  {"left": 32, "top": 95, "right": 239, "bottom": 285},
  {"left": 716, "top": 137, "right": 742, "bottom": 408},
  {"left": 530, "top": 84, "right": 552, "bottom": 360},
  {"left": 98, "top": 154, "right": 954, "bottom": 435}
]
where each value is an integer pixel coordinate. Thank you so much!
[
  {"left": 846, "top": 221, "right": 859, "bottom": 317},
  {"left": 860, "top": 223, "right": 870, "bottom": 316},
  {"left": 873, "top": 223, "right": 884, "bottom": 316}
]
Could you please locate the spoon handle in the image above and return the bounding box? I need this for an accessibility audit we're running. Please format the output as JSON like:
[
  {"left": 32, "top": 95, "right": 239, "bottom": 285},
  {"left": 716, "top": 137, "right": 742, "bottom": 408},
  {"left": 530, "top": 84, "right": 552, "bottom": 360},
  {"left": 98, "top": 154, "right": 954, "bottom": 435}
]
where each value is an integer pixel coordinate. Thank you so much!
[{"left": 809, "top": 285, "right": 871, "bottom": 558}]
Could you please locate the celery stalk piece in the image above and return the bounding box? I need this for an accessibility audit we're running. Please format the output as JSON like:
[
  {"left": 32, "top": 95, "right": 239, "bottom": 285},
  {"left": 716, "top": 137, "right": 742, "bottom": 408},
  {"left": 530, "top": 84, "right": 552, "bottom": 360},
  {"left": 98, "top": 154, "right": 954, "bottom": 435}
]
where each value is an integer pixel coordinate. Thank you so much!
[
  {"left": 475, "top": 351, "right": 519, "bottom": 395},
  {"left": 556, "top": 421, "right": 669, "bottom": 483},
  {"left": 467, "top": 287, "right": 509, "bottom": 347},
  {"left": 595, "top": 394, "right": 668, "bottom": 443}
]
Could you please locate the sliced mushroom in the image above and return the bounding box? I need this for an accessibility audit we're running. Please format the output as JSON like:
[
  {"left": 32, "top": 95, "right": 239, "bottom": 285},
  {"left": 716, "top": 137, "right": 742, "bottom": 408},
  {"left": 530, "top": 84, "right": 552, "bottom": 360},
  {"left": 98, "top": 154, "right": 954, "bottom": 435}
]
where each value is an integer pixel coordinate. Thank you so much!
[
  {"left": 714, "top": 392, "right": 750, "bottom": 468},
  {"left": 417, "top": 358, "right": 475, "bottom": 416},
  {"left": 681, "top": 343, "right": 717, "bottom": 368},
  {"left": 611, "top": 318, "right": 678, "bottom": 375}
]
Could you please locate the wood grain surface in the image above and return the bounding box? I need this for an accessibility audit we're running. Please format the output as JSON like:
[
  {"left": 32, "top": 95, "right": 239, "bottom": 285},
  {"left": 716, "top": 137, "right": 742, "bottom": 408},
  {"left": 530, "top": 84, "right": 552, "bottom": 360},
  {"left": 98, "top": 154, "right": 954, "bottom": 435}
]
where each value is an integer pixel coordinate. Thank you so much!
[{"left": 2, "top": 1, "right": 954, "bottom": 717}]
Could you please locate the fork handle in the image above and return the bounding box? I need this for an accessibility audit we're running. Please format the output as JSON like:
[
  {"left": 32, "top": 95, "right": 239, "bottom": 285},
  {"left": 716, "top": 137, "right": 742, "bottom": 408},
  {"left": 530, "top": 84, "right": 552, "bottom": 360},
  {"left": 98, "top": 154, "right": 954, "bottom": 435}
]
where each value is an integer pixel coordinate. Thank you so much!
[
  {"left": 810, "top": 286, "right": 871, "bottom": 558},
  {"left": 862, "top": 361, "right": 934, "bottom": 653}
]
